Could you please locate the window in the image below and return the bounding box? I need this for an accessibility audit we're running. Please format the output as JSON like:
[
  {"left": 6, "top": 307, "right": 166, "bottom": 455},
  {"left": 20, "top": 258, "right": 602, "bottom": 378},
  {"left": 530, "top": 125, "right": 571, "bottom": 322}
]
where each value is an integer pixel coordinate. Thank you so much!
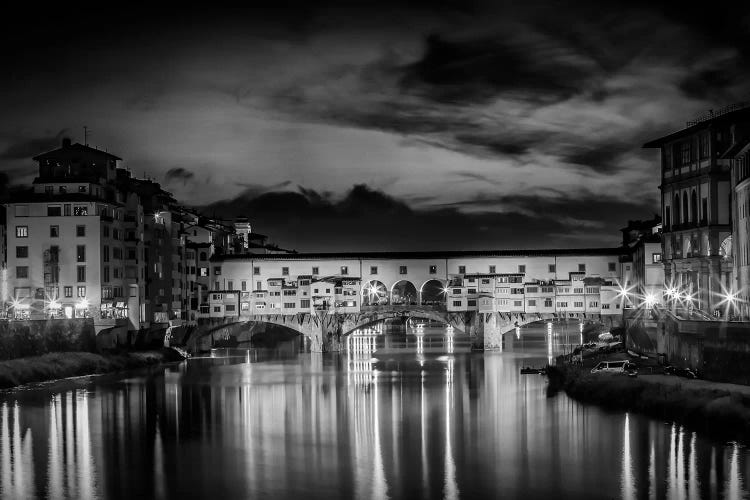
[
  {"left": 77, "top": 266, "right": 86, "bottom": 282},
  {"left": 514, "top": 300, "right": 522, "bottom": 307},
  {"left": 573, "top": 288, "right": 583, "bottom": 294},
  {"left": 103, "top": 246, "right": 110, "bottom": 262},
  {"left": 452, "top": 300, "right": 462, "bottom": 307},
  {"left": 45, "top": 186, "right": 53, "bottom": 195},
  {"left": 103, "top": 267, "right": 110, "bottom": 282},
  {"left": 548, "top": 264, "right": 555, "bottom": 273},
  {"left": 228, "top": 280, "right": 234, "bottom": 290},
  {"left": 429, "top": 265, "right": 437, "bottom": 274},
  {"left": 102, "top": 225, "right": 109, "bottom": 238},
  {"left": 578, "top": 264, "right": 586, "bottom": 272},
  {"left": 63, "top": 204, "right": 71, "bottom": 216},
  {"left": 77, "top": 245, "right": 86, "bottom": 262},
  {"left": 64, "top": 286, "right": 73, "bottom": 297},
  {"left": 214, "top": 281, "right": 220, "bottom": 290},
  {"left": 241, "top": 281, "right": 247, "bottom": 291},
  {"left": 16, "top": 266, "right": 28, "bottom": 278},
  {"left": 199, "top": 267, "right": 208, "bottom": 277},
  {"left": 312, "top": 266, "right": 319, "bottom": 275},
  {"left": 370, "top": 266, "right": 378, "bottom": 275},
  {"left": 226, "top": 305, "right": 236, "bottom": 312},
  {"left": 341, "top": 266, "right": 348, "bottom": 275},
  {"left": 652, "top": 253, "right": 662, "bottom": 263},
  {"left": 300, "top": 299, "right": 311, "bottom": 308},
  {"left": 282, "top": 267, "right": 289, "bottom": 276},
  {"left": 589, "top": 301, "right": 598, "bottom": 307},
  {"left": 102, "top": 286, "right": 112, "bottom": 299},
  {"left": 214, "top": 267, "right": 221, "bottom": 275},
  {"left": 518, "top": 265, "right": 526, "bottom": 273},
  {"left": 59, "top": 186, "right": 67, "bottom": 194},
  {"left": 213, "top": 306, "right": 221, "bottom": 313},
  {"left": 557, "top": 302, "right": 568, "bottom": 308},
  {"left": 73, "top": 205, "right": 88, "bottom": 216},
  {"left": 608, "top": 262, "right": 616, "bottom": 272},
  {"left": 574, "top": 302, "right": 584, "bottom": 308},
  {"left": 544, "top": 298, "right": 553, "bottom": 308},
  {"left": 78, "top": 185, "right": 87, "bottom": 193},
  {"left": 15, "top": 226, "right": 28, "bottom": 238},
  {"left": 399, "top": 266, "right": 407, "bottom": 275},
  {"left": 602, "top": 303, "right": 611, "bottom": 309},
  {"left": 14, "top": 205, "right": 28, "bottom": 217},
  {"left": 77, "top": 286, "right": 86, "bottom": 298},
  {"left": 468, "top": 300, "right": 477, "bottom": 307},
  {"left": 489, "top": 265, "right": 496, "bottom": 274},
  {"left": 48, "top": 225, "right": 59, "bottom": 237},
  {"left": 15, "top": 246, "right": 28, "bottom": 258},
  {"left": 458, "top": 266, "right": 466, "bottom": 274},
  {"left": 680, "top": 141, "right": 691, "bottom": 165},
  {"left": 283, "top": 302, "right": 296, "bottom": 309},
  {"left": 528, "top": 299, "right": 536, "bottom": 307},
  {"left": 526, "top": 286, "right": 538, "bottom": 293},
  {"left": 76, "top": 225, "right": 85, "bottom": 237},
  {"left": 47, "top": 205, "right": 62, "bottom": 216}
]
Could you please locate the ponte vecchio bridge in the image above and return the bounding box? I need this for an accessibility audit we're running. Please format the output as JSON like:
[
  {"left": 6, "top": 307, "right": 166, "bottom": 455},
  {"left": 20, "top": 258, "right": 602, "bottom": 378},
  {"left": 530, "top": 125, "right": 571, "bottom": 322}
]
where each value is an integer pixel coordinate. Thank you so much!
[{"left": 200, "top": 248, "right": 628, "bottom": 352}]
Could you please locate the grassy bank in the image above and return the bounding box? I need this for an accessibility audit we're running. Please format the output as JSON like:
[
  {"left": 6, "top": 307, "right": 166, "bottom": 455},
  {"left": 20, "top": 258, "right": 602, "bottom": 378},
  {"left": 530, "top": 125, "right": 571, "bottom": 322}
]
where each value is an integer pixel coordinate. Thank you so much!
[
  {"left": 0, "top": 349, "right": 185, "bottom": 390},
  {"left": 548, "top": 364, "right": 750, "bottom": 442}
]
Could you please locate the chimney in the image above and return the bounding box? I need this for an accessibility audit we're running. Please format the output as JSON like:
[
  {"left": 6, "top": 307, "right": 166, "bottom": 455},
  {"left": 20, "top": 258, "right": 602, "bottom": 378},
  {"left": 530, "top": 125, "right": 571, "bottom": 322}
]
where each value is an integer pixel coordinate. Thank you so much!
[{"left": 62, "top": 137, "right": 72, "bottom": 148}]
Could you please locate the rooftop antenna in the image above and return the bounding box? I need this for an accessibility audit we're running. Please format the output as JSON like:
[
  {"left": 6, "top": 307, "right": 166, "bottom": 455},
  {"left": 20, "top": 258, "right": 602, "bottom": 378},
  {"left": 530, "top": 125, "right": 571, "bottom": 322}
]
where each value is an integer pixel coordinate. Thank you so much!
[{"left": 83, "top": 126, "right": 90, "bottom": 146}]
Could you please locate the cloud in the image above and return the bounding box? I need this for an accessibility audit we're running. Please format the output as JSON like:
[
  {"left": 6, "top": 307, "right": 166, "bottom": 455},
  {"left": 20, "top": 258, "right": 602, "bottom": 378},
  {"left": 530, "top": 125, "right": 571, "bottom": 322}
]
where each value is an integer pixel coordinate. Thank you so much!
[
  {"left": 164, "top": 167, "right": 195, "bottom": 184},
  {"left": 0, "top": 129, "right": 68, "bottom": 159},
  {"left": 203, "top": 183, "right": 654, "bottom": 252}
]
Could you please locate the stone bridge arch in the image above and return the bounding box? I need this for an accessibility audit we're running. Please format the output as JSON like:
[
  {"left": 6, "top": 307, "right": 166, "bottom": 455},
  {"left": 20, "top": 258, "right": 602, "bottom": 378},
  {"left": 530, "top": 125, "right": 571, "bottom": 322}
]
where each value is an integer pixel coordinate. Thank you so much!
[{"left": 419, "top": 279, "right": 446, "bottom": 305}]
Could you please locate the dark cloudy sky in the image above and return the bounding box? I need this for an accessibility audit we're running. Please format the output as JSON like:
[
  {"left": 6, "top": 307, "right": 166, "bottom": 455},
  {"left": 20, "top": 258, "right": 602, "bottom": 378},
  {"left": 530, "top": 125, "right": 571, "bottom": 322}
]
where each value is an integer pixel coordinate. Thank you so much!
[{"left": 2, "top": 2, "right": 749, "bottom": 251}]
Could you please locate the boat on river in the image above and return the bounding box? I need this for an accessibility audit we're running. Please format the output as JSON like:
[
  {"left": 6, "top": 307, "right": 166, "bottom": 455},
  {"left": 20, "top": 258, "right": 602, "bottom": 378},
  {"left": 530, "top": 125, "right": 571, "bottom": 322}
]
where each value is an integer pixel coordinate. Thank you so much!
[{"left": 520, "top": 366, "right": 547, "bottom": 375}]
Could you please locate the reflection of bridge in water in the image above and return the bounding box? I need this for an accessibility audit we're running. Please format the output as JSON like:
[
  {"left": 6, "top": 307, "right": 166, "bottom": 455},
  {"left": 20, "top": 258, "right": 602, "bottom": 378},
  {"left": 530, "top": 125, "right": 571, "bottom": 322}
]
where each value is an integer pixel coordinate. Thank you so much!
[{"left": 200, "top": 303, "right": 607, "bottom": 353}]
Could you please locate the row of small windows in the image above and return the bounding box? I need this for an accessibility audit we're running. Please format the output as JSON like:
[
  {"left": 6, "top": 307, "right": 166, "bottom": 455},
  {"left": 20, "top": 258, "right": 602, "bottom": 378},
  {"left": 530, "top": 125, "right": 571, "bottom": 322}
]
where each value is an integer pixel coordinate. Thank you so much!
[
  {"left": 232, "top": 262, "right": 615, "bottom": 276},
  {"left": 15, "top": 225, "right": 87, "bottom": 238}
]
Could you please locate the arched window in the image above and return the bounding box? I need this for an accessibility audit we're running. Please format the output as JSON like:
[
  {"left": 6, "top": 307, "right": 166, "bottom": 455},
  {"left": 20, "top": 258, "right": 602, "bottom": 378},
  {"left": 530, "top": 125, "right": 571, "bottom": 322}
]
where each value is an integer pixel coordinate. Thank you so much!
[
  {"left": 682, "top": 192, "right": 689, "bottom": 224},
  {"left": 691, "top": 190, "right": 698, "bottom": 225},
  {"left": 673, "top": 194, "right": 681, "bottom": 226}
]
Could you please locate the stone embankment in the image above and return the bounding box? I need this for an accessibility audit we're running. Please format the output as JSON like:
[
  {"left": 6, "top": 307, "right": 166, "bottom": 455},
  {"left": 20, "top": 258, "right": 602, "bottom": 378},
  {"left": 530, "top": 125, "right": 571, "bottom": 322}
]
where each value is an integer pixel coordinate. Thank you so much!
[
  {"left": 547, "top": 363, "right": 750, "bottom": 443},
  {"left": 0, "top": 348, "right": 186, "bottom": 390}
]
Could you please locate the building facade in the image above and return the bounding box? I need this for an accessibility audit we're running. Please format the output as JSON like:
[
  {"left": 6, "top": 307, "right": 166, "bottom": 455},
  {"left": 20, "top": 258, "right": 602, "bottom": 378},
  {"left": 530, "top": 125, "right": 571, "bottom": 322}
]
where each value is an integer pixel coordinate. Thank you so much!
[{"left": 644, "top": 104, "right": 750, "bottom": 316}]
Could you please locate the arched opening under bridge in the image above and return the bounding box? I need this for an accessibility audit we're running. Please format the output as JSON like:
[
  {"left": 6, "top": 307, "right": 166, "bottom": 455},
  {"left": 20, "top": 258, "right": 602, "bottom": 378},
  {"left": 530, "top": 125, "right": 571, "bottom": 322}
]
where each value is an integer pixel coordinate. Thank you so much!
[
  {"left": 420, "top": 279, "right": 446, "bottom": 306},
  {"left": 362, "top": 280, "right": 389, "bottom": 306},
  {"left": 391, "top": 280, "right": 418, "bottom": 305}
]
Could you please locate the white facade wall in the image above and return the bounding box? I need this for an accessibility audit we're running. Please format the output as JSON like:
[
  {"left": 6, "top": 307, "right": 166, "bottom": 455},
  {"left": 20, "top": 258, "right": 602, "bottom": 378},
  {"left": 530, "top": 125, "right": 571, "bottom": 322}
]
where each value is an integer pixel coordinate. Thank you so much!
[{"left": 6, "top": 202, "right": 102, "bottom": 318}]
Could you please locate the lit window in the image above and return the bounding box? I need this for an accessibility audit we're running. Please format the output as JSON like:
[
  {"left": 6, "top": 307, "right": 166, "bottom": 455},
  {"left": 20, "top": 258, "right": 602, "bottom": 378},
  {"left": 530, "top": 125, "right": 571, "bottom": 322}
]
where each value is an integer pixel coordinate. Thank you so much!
[{"left": 15, "top": 226, "right": 28, "bottom": 238}]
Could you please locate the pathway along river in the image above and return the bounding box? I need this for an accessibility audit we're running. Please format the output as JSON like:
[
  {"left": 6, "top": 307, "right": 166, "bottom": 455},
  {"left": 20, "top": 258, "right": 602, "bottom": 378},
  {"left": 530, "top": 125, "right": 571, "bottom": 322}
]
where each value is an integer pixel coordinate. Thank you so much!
[{"left": 0, "top": 322, "right": 748, "bottom": 499}]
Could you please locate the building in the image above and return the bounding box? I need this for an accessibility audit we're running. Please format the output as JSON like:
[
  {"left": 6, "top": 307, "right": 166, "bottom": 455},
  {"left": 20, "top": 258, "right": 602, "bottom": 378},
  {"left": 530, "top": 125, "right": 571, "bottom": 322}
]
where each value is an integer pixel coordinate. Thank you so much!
[
  {"left": 2, "top": 138, "right": 287, "bottom": 336},
  {"left": 643, "top": 103, "right": 750, "bottom": 316},
  {"left": 620, "top": 218, "right": 664, "bottom": 307},
  {"left": 206, "top": 250, "right": 628, "bottom": 320}
]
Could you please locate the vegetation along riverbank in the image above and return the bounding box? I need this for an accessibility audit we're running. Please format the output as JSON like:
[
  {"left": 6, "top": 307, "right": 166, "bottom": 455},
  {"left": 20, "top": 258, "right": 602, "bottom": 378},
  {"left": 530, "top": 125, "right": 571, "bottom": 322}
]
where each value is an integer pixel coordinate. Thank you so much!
[
  {"left": 547, "top": 363, "right": 750, "bottom": 443},
  {"left": 0, "top": 349, "right": 186, "bottom": 390}
]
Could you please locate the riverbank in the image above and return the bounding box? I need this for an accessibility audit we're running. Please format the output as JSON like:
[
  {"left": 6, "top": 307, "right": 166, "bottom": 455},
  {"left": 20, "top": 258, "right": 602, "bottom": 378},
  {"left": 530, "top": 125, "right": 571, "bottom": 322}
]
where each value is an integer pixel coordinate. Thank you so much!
[
  {"left": 547, "top": 363, "right": 750, "bottom": 443},
  {"left": 0, "top": 349, "right": 185, "bottom": 390}
]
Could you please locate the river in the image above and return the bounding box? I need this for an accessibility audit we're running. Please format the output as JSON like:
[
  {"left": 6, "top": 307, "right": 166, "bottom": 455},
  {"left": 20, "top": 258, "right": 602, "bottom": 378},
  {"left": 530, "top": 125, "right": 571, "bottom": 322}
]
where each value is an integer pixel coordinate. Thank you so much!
[{"left": 0, "top": 322, "right": 748, "bottom": 499}]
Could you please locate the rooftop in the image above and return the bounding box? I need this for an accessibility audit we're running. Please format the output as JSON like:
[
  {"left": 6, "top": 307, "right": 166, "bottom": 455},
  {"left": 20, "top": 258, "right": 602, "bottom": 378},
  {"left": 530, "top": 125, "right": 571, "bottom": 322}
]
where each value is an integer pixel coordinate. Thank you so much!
[
  {"left": 212, "top": 247, "right": 626, "bottom": 262},
  {"left": 643, "top": 103, "right": 750, "bottom": 148},
  {"left": 33, "top": 140, "right": 122, "bottom": 161}
]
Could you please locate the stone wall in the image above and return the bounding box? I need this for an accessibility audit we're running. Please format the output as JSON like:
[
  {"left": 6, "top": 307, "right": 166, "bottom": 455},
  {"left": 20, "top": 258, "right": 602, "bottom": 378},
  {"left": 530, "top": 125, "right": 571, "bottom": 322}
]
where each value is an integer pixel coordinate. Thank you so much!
[{"left": 0, "top": 319, "right": 96, "bottom": 360}]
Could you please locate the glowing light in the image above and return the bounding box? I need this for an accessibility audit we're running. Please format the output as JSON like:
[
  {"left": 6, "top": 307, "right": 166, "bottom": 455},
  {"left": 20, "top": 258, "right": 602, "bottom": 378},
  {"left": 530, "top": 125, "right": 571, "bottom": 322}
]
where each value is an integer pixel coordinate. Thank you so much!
[
  {"left": 48, "top": 300, "right": 61, "bottom": 309},
  {"left": 643, "top": 293, "right": 657, "bottom": 307},
  {"left": 76, "top": 298, "right": 89, "bottom": 309}
]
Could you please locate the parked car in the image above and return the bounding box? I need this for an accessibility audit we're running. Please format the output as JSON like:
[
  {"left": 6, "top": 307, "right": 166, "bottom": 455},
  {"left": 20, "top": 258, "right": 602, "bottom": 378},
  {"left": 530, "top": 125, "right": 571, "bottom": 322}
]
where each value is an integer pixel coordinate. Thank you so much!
[
  {"left": 663, "top": 365, "right": 698, "bottom": 379},
  {"left": 591, "top": 360, "right": 630, "bottom": 374}
]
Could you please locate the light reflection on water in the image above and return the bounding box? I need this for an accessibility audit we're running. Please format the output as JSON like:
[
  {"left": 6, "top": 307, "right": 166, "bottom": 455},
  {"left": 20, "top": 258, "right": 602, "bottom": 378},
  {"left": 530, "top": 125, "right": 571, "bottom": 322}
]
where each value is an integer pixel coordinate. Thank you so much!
[{"left": 0, "top": 324, "right": 747, "bottom": 499}]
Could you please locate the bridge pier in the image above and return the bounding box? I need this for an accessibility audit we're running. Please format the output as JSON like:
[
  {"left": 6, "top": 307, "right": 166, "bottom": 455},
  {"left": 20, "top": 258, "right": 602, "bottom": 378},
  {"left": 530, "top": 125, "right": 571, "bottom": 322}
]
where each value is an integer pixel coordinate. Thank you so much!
[{"left": 467, "top": 312, "right": 517, "bottom": 350}]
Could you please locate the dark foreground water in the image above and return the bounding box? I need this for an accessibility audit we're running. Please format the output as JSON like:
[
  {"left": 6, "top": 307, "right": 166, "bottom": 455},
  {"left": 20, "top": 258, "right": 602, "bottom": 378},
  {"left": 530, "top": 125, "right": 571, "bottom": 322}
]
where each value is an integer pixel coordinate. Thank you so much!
[{"left": 0, "top": 324, "right": 749, "bottom": 499}]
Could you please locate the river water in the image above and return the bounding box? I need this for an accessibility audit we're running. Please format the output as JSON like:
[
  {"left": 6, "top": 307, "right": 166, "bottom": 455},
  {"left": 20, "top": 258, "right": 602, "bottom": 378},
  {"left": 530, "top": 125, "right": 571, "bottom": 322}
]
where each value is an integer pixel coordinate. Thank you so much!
[{"left": 0, "top": 323, "right": 748, "bottom": 499}]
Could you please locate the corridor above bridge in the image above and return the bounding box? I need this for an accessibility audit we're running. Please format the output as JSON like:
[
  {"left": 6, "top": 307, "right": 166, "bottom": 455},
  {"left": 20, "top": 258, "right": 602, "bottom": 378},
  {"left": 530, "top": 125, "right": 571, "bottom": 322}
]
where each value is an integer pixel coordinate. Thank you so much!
[{"left": 200, "top": 248, "right": 632, "bottom": 320}]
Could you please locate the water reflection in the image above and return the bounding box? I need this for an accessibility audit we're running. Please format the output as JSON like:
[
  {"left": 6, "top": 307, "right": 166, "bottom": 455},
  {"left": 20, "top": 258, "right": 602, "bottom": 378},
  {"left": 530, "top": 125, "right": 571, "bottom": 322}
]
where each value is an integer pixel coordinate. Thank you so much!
[{"left": 0, "top": 327, "right": 748, "bottom": 499}]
